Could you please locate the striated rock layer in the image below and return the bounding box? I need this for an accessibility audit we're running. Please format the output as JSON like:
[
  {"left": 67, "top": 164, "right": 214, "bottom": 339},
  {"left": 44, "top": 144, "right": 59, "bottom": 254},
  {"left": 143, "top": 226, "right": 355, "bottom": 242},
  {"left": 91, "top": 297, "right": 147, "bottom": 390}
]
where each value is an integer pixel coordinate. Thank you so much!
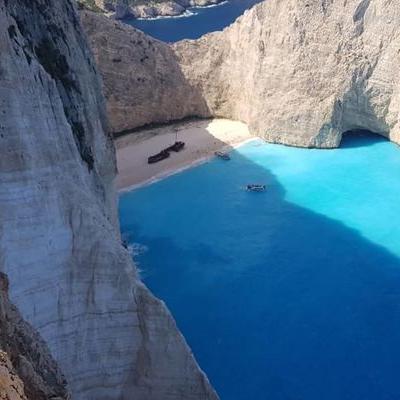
[
  {"left": 0, "top": 273, "right": 68, "bottom": 400},
  {"left": 84, "top": 0, "right": 400, "bottom": 147},
  {"left": 0, "top": 1, "right": 217, "bottom": 399}
]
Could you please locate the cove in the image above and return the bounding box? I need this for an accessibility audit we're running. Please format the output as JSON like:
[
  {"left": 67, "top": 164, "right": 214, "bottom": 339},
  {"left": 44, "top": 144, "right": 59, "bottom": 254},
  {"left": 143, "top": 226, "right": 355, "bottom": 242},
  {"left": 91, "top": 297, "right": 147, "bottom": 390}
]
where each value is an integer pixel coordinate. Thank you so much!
[
  {"left": 123, "top": 0, "right": 263, "bottom": 42},
  {"left": 119, "top": 133, "right": 400, "bottom": 400}
]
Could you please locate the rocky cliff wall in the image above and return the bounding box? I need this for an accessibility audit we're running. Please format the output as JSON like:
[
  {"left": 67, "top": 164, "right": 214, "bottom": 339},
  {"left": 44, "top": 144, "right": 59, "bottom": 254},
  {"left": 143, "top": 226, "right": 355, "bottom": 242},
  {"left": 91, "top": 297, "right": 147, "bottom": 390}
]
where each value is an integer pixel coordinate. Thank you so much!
[
  {"left": 0, "top": 273, "right": 68, "bottom": 400},
  {"left": 174, "top": 0, "right": 400, "bottom": 147},
  {"left": 82, "top": 11, "right": 209, "bottom": 134},
  {"left": 84, "top": 0, "right": 400, "bottom": 147},
  {"left": 0, "top": 1, "right": 217, "bottom": 399}
]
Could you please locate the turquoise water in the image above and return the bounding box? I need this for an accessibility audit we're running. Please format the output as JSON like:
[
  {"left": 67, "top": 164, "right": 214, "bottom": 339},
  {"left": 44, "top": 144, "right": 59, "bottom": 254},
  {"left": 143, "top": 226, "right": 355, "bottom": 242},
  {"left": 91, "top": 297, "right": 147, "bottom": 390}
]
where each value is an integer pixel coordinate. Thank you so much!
[
  {"left": 124, "top": 0, "right": 262, "bottom": 42},
  {"left": 119, "top": 133, "right": 400, "bottom": 400}
]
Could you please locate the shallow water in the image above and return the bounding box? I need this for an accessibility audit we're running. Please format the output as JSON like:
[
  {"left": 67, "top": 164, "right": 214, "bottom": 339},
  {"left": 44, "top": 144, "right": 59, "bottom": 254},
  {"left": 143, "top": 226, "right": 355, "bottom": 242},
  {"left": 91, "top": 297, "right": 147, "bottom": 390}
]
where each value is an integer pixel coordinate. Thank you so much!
[
  {"left": 124, "top": 0, "right": 262, "bottom": 42},
  {"left": 119, "top": 133, "right": 400, "bottom": 400}
]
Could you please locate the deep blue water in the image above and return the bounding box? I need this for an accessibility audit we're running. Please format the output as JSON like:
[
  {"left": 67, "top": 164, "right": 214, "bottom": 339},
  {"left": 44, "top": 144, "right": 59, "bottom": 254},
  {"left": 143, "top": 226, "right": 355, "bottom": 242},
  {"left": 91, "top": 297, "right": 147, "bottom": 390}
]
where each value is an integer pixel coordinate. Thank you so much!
[
  {"left": 124, "top": 0, "right": 262, "bottom": 42},
  {"left": 119, "top": 134, "right": 400, "bottom": 400}
]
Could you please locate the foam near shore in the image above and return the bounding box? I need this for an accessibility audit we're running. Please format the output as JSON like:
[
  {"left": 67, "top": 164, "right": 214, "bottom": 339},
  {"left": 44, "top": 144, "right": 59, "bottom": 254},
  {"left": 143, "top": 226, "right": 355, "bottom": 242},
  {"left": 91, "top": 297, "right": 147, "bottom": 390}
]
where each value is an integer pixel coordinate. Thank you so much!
[
  {"left": 135, "top": 9, "right": 197, "bottom": 21},
  {"left": 116, "top": 118, "right": 255, "bottom": 191}
]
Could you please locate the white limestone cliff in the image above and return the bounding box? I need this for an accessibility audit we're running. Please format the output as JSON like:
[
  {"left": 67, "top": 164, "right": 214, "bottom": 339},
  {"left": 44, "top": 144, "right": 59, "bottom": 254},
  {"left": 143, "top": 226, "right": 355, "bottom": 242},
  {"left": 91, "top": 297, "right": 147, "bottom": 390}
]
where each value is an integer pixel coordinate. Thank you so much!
[
  {"left": 174, "top": 0, "right": 400, "bottom": 147},
  {"left": 84, "top": 0, "right": 400, "bottom": 147},
  {"left": 0, "top": 1, "right": 217, "bottom": 399}
]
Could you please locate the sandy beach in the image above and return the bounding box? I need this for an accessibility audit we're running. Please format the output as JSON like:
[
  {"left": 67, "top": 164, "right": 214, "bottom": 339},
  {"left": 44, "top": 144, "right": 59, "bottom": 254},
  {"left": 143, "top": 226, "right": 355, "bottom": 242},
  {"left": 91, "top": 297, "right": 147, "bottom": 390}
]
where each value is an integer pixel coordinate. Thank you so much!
[{"left": 116, "top": 118, "right": 255, "bottom": 190}]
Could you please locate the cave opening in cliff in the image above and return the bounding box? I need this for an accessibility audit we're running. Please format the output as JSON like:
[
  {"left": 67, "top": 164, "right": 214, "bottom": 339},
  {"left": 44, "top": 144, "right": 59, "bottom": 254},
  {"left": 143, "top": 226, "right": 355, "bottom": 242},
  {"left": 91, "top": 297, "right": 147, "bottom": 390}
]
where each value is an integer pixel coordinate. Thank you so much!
[{"left": 340, "top": 129, "right": 388, "bottom": 149}]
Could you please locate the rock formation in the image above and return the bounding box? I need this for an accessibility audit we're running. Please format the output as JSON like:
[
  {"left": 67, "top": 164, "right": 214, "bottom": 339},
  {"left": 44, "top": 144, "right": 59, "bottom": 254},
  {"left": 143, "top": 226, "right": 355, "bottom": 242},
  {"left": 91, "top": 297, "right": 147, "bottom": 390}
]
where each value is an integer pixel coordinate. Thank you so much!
[
  {"left": 174, "top": 0, "right": 400, "bottom": 147},
  {"left": 79, "top": 0, "right": 224, "bottom": 19},
  {"left": 0, "top": 273, "right": 68, "bottom": 400},
  {"left": 0, "top": 1, "right": 217, "bottom": 399},
  {"left": 82, "top": 10, "right": 209, "bottom": 133},
  {"left": 84, "top": 0, "right": 400, "bottom": 147}
]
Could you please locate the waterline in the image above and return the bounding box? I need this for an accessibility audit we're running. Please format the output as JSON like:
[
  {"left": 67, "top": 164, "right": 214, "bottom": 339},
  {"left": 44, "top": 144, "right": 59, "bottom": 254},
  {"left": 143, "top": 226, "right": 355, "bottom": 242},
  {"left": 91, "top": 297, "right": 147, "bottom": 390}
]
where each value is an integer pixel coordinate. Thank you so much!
[{"left": 120, "top": 135, "right": 400, "bottom": 400}]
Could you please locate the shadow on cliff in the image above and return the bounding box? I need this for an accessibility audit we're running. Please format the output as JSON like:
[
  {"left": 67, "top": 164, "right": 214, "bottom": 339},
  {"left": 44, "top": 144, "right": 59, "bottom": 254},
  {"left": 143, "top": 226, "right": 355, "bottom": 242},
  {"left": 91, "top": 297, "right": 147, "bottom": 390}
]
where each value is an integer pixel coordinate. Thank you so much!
[
  {"left": 81, "top": 9, "right": 214, "bottom": 137},
  {"left": 110, "top": 31, "right": 212, "bottom": 137},
  {"left": 119, "top": 132, "right": 400, "bottom": 400}
]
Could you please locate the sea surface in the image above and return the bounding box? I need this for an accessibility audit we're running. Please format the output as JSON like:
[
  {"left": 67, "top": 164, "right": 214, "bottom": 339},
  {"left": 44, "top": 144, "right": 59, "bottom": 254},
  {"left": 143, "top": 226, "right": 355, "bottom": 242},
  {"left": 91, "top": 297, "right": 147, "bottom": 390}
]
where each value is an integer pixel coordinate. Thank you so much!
[
  {"left": 119, "top": 133, "right": 400, "bottom": 400},
  {"left": 123, "top": 0, "right": 262, "bottom": 42}
]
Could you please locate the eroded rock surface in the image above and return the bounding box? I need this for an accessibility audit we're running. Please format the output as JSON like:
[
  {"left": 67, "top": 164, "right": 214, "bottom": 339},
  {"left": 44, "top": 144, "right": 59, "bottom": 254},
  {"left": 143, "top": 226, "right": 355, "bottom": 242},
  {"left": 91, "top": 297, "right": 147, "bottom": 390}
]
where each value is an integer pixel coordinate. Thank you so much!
[
  {"left": 0, "top": 273, "right": 68, "bottom": 400},
  {"left": 0, "top": 1, "right": 217, "bottom": 399},
  {"left": 84, "top": 0, "right": 400, "bottom": 147},
  {"left": 82, "top": 10, "right": 209, "bottom": 134},
  {"left": 174, "top": 0, "right": 400, "bottom": 147}
]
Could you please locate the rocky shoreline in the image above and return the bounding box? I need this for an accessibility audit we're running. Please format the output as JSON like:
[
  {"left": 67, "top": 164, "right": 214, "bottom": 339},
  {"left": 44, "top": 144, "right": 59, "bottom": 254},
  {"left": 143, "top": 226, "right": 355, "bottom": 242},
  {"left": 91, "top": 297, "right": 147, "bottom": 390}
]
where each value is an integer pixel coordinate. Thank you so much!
[{"left": 80, "top": 0, "right": 226, "bottom": 20}]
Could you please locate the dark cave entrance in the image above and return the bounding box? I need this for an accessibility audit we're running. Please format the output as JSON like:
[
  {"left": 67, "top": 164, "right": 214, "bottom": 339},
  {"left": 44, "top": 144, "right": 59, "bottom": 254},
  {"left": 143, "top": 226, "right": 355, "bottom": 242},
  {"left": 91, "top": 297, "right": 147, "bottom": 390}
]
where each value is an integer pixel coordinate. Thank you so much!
[{"left": 340, "top": 129, "right": 388, "bottom": 149}]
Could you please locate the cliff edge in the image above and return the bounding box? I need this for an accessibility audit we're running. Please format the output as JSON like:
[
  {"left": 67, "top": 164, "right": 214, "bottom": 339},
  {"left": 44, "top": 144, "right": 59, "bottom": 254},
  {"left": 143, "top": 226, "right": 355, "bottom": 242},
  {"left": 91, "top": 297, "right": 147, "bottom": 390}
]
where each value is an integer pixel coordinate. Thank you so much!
[{"left": 0, "top": 1, "right": 217, "bottom": 399}]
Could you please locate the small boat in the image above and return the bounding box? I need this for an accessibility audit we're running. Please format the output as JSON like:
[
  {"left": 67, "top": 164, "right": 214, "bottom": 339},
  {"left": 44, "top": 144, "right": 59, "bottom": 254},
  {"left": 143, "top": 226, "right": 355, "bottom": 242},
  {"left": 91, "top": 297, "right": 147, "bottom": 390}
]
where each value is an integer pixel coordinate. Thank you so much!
[
  {"left": 166, "top": 141, "right": 185, "bottom": 152},
  {"left": 246, "top": 184, "right": 266, "bottom": 192},
  {"left": 215, "top": 151, "right": 230, "bottom": 160},
  {"left": 148, "top": 149, "right": 170, "bottom": 164}
]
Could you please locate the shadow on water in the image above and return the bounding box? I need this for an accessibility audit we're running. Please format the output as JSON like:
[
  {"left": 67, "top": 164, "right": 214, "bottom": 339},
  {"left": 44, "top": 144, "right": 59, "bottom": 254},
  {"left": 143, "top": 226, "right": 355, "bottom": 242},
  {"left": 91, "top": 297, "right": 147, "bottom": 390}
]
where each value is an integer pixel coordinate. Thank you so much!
[
  {"left": 119, "top": 132, "right": 400, "bottom": 400},
  {"left": 340, "top": 129, "right": 388, "bottom": 149}
]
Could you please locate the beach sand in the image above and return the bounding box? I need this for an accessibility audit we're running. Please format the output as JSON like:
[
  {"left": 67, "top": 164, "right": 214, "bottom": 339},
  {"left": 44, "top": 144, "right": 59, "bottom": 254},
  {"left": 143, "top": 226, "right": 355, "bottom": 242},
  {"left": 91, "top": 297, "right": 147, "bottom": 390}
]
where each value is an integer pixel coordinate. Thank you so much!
[{"left": 116, "top": 118, "right": 255, "bottom": 190}]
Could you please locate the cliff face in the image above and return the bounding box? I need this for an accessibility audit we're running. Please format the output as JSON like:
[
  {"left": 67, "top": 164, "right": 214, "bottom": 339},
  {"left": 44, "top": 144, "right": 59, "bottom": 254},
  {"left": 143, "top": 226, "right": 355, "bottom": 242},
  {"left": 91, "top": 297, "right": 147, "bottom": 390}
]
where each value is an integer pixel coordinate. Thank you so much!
[
  {"left": 85, "top": 0, "right": 400, "bottom": 147},
  {"left": 175, "top": 0, "right": 400, "bottom": 147},
  {"left": 0, "top": 273, "right": 68, "bottom": 400},
  {"left": 0, "top": 1, "right": 217, "bottom": 399},
  {"left": 82, "top": 11, "right": 209, "bottom": 134}
]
